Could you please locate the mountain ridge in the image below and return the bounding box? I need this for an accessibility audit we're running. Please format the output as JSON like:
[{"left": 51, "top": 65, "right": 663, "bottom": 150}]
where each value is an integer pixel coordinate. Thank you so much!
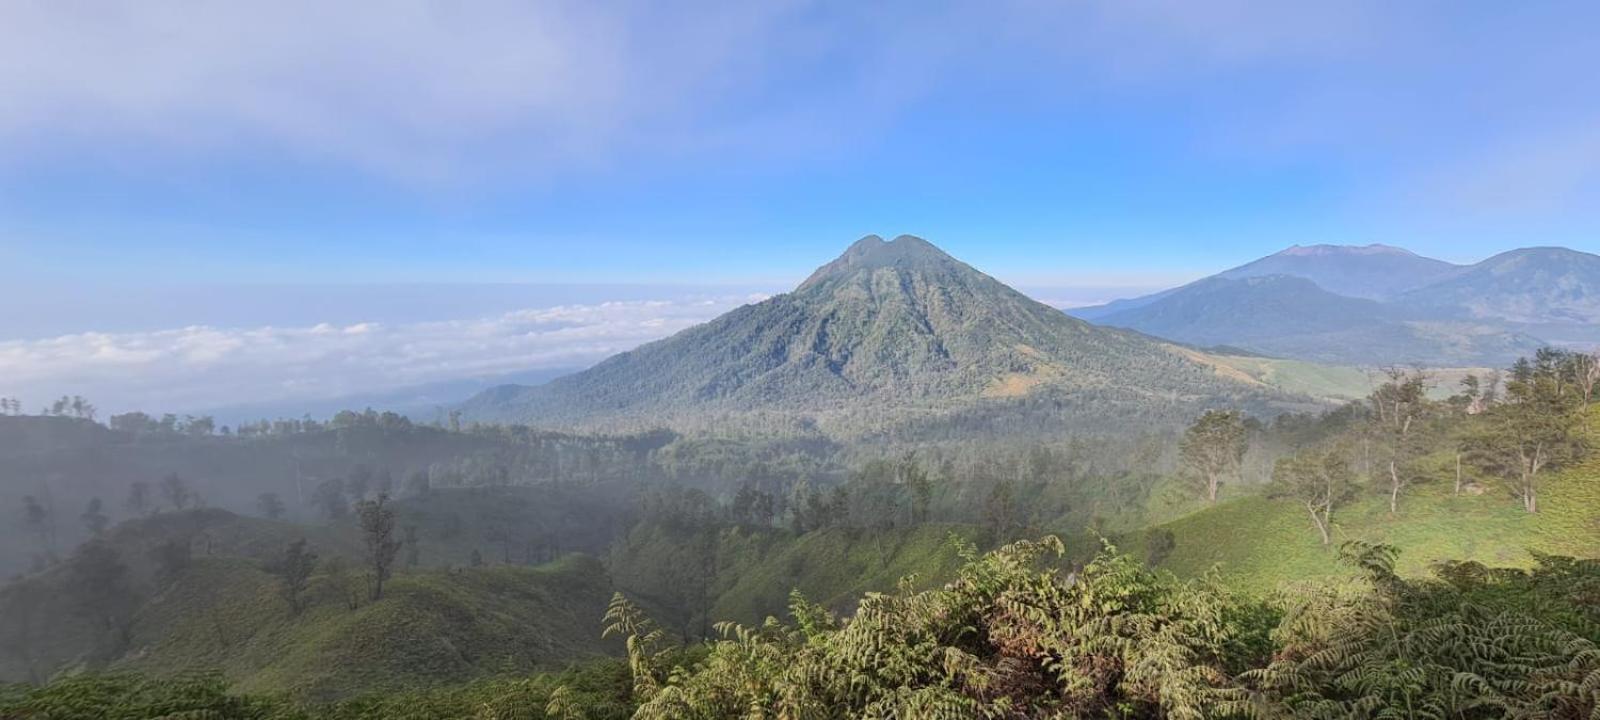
[{"left": 1073, "top": 243, "right": 1599, "bottom": 364}]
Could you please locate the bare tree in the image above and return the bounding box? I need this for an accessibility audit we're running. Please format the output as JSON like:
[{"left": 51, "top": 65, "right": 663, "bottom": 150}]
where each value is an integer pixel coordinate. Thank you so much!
[{"left": 1269, "top": 446, "right": 1356, "bottom": 545}]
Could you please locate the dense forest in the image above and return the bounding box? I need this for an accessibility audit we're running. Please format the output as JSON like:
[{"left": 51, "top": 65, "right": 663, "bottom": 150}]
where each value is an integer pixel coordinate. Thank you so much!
[{"left": 1, "top": 347, "right": 1597, "bottom": 717}]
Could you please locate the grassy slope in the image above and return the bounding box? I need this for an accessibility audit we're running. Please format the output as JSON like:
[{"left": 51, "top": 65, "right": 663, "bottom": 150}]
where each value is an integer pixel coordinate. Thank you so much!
[
  {"left": 1205, "top": 355, "right": 1493, "bottom": 404},
  {"left": 119, "top": 555, "right": 615, "bottom": 702},
  {"left": 1145, "top": 447, "right": 1600, "bottom": 594},
  {"left": 709, "top": 524, "right": 981, "bottom": 624}
]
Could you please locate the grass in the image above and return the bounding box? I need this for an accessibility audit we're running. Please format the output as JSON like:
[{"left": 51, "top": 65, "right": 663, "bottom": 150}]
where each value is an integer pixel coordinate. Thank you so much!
[
  {"left": 708, "top": 523, "right": 981, "bottom": 624},
  {"left": 1143, "top": 448, "right": 1600, "bottom": 594},
  {"left": 118, "top": 554, "right": 615, "bottom": 701},
  {"left": 1206, "top": 355, "right": 1494, "bottom": 403}
]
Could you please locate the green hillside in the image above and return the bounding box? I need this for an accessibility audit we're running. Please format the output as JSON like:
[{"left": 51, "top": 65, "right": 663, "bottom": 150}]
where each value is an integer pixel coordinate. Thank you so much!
[
  {"left": 0, "top": 510, "right": 617, "bottom": 700},
  {"left": 1144, "top": 444, "right": 1600, "bottom": 594},
  {"left": 125, "top": 555, "right": 614, "bottom": 701},
  {"left": 707, "top": 523, "right": 981, "bottom": 624},
  {"left": 608, "top": 521, "right": 984, "bottom": 634}
]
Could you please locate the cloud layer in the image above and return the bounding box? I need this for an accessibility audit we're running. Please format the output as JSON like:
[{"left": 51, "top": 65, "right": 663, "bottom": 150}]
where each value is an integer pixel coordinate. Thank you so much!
[{"left": 0, "top": 296, "right": 758, "bottom": 415}]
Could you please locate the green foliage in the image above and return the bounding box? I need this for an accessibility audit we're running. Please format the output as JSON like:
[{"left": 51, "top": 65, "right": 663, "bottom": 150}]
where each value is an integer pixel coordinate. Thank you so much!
[
  {"left": 0, "top": 673, "right": 292, "bottom": 720},
  {"left": 1180, "top": 409, "right": 1249, "bottom": 503},
  {"left": 1242, "top": 542, "right": 1600, "bottom": 718},
  {"left": 616, "top": 536, "right": 1254, "bottom": 719}
]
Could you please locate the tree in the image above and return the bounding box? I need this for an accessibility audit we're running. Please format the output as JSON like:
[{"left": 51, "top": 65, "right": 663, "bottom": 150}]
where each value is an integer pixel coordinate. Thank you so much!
[
  {"left": 256, "top": 492, "right": 286, "bottom": 520},
  {"left": 1268, "top": 446, "right": 1356, "bottom": 545},
  {"left": 310, "top": 477, "right": 348, "bottom": 521},
  {"left": 1179, "top": 409, "right": 1248, "bottom": 503},
  {"left": 116, "top": 485, "right": 147, "bottom": 525},
  {"left": 899, "top": 453, "right": 933, "bottom": 523},
  {"left": 1467, "top": 355, "right": 1584, "bottom": 513},
  {"left": 1368, "top": 368, "right": 1432, "bottom": 513},
  {"left": 21, "top": 494, "right": 53, "bottom": 554},
  {"left": 80, "top": 497, "right": 109, "bottom": 536},
  {"left": 983, "top": 478, "right": 1016, "bottom": 541},
  {"left": 183, "top": 415, "right": 215, "bottom": 437},
  {"left": 403, "top": 525, "right": 421, "bottom": 568},
  {"left": 1568, "top": 349, "right": 1600, "bottom": 412},
  {"left": 356, "top": 493, "right": 402, "bottom": 601},
  {"left": 159, "top": 473, "right": 193, "bottom": 511},
  {"left": 267, "top": 539, "right": 317, "bottom": 615}
]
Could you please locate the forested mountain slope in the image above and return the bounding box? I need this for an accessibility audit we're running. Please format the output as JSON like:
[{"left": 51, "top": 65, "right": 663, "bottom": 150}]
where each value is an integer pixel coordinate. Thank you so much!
[{"left": 461, "top": 235, "right": 1309, "bottom": 437}]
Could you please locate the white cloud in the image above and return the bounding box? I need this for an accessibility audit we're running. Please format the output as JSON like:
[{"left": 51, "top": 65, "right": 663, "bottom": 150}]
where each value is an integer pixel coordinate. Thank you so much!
[{"left": 0, "top": 296, "right": 753, "bottom": 414}]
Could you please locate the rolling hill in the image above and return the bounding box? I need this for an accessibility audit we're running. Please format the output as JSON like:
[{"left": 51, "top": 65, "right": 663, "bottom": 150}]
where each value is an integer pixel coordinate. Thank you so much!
[{"left": 460, "top": 235, "right": 1311, "bottom": 438}]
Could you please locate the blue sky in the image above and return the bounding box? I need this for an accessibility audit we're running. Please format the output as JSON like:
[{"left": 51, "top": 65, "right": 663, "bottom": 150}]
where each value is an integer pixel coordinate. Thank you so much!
[
  {"left": 2, "top": 1, "right": 1598, "bottom": 412},
  {"left": 4, "top": 1, "right": 1597, "bottom": 289}
]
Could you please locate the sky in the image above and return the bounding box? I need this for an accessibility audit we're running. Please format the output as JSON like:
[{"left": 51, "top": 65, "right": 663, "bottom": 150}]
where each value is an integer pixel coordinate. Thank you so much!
[{"left": 2, "top": 1, "right": 1599, "bottom": 414}]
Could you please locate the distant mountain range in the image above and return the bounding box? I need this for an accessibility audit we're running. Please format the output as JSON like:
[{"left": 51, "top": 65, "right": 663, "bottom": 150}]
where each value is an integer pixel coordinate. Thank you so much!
[
  {"left": 462, "top": 236, "right": 1311, "bottom": 437},
  {"left": 1074, "top": 244, "right": 1600, "bottom": 366},
  {"left": 199, "top": 367, "right": 580, "bottom": 427}
]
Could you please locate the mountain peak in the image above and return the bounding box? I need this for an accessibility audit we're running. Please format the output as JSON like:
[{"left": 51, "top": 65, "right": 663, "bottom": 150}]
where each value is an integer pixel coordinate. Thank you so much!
[
  {"left": 798, "top": 234, "right": 959, "bottom": 291},
  {"left": 1274, "top": 243, "right": 1417, "bottom": 258}
]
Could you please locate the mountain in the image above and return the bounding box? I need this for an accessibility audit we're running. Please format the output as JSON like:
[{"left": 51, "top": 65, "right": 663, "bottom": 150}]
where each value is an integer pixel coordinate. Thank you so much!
[
  {"left": 1089, "top": 275, "right": 1543, "bottom": 366},
  {"left": 1072, "top": 243, "right": 1594, "bottom": 366},
  {"left": 200, "top": 366, "right": 580, "bottom": 427},
  {"left": 1071, "top": 243, "right": 1458, "bottom": 323},
  {"left": 1214, "top": 243, "right": 1461, "bottom": 301},
  {"left": 461, "top": 235, "right": 1307, "bottom": 437},
  {"left": 1401, "top": 247, "right": 1600, "bottom": 326}
]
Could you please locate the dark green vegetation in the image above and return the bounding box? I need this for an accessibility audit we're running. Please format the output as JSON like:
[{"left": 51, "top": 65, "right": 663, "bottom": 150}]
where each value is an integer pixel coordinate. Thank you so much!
[
  {"left": 461, "top": 235, "right": 1315, "bottom": 438},
  {"left": 1078, "top": 243, "right": 1600, "bottom": 366}
]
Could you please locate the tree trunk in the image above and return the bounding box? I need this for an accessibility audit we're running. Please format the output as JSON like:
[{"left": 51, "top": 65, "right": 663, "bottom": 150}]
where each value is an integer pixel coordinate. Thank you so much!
[
  {"left": 1308, "top": 504, "right": 1330, "bottom": 546},
  {"left": 1388, "top": 460, "right": 1400, "bottom": 514},
  {"left": 1207, "top": 473, "right": 1218, "bottom": 503},
  {"left": 1454, "top": 453, "right": 1462, "bottom": 496}
]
